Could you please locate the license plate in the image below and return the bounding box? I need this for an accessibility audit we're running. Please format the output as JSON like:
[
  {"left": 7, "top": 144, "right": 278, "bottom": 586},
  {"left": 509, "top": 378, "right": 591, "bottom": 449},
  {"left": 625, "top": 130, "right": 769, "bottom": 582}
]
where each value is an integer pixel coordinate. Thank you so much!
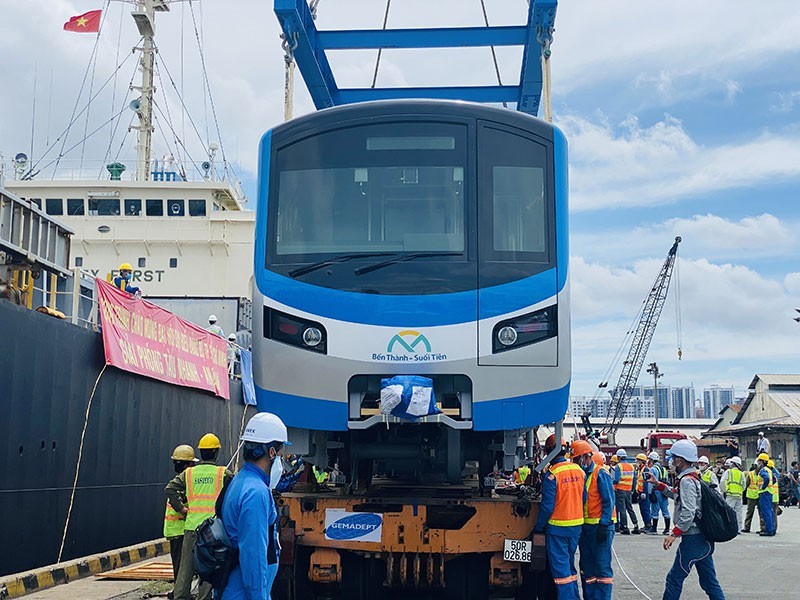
[{"left": 503, "top": 539, "right": 532, "bottom": 563}]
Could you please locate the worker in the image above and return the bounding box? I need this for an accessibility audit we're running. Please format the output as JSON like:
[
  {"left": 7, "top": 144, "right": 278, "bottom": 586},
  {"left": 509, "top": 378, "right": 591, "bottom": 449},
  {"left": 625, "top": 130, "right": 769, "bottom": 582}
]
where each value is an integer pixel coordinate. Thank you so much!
[
  {"left": 166, "top": 433, "right": 233, "bottom": 600},
  {"left": 113, "top": 263, "right": 141, "bottom": 295},
  {"left": 515, "top": 462, "right": 532, "bottom": 485},
  {"left": 572, "top": 440, "right": 615, "bottom": 600},
  {"left": 164, "top": 445, "right": 198, "bottom": 582},
  {"left": 697, "top": 456, "right": 720, "bottom": 490},
  {"left": 647, "top": 439, "right": 725, "bottom": 600},
  {"left": 756, "top": 431, "right": 771, "bottom": 455},
  {"left": 534, "top": 435, "right": 585, "bottom": 599},
  {"left": 206, "top": 315, "right": 224, "bottom": 337},
  {"left": 755, "top": 453, "right": 775, "bottom": 536},
  {"left": 634, "top": 453, "right": 652, "bottom": 534},
  {"left": 611, "top": 449, "right": 639, "bottom": 534},
  {"left": 720, "top": 456, "right": 744, "bottom": 531},
  {"left": 647, "top": 451, "right": 670, "bottom": 534},
  {"left": 768, "top": 459, "right": 780, "bottom": 533},
  {"left": 741, "top": 461, "right": 763, "bottom": 533},
  {"left": 227, "top": 333, "right": 240, "bottom": 378},
  {"left": 220, "top": 412, "right": 290, "bottom": 600}
]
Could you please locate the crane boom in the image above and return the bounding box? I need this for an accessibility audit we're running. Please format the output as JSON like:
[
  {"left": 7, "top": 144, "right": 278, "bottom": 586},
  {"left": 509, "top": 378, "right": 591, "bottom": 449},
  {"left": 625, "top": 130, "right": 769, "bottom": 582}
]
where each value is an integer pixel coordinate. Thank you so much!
[{"left": 602, "top": 236, "right": 682, "bottom": 434}]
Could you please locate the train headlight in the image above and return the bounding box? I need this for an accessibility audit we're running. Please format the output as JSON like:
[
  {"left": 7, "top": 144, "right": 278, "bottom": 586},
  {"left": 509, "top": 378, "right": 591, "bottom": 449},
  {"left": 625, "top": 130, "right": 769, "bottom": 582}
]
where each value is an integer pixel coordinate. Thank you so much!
[
  {"left": 492, "top": 305, "right": 558, "bottom": 353},
  {"left": 497, "top": 326, "right": 518, "bottom": 347},
  {"left": 302, "top": 327, "right": 323, "bottom": 347},
  {"left": 265, "top": 308, "right": 327, "bottom": 354}
]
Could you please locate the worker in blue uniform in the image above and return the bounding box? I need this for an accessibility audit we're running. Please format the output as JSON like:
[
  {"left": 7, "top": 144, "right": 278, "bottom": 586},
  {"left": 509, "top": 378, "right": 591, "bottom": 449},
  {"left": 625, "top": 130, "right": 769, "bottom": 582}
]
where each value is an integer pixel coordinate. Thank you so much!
[
  {"left": 220, "top": 412, "right": 290, "bottom": 599},
  {"left": 648, "top": 452, "right": 670, "bottom": 534},
  {"left": 113, "top": 262, "right": 141, "bottom": 295},
  {"left": 572, "top": 440, "right": 615, "bottom": 600},
  {"left": 534, "top": 434, "right": 586, "bottom": 599},
  {"left": 755, "top": 453, "right": 776, "bottom": 536}
]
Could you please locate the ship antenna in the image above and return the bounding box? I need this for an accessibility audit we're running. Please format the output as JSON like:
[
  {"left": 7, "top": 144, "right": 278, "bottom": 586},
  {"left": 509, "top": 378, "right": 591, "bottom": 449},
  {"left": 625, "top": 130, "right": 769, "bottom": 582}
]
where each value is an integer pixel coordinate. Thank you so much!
[{"left": 131, "top": 0, "right": 166, "bottom": 181}]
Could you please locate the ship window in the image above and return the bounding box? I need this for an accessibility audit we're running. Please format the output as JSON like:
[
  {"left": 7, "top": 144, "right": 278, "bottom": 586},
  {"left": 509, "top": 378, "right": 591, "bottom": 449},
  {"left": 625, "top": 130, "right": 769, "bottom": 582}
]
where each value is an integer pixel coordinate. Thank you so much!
[
  {"left": 138, "top": 258, "right": 146, "bottom": 268},
  {"left": 169, "top": 258, "right": 178, "bottom": 268},
  {"left": 67, "top": 199, "right": 85, "bottom": 215},
  {"left": 125, "top": 199, "right": 141, "bottom": 216},
  {"left": 75, "top": 257, "right": 83, "bottom": 267},
  {"left": 30, "top": 198, "right": 42, "bottom": 209},
  {"left": 167, "top": 199, "right": 185, "bottom": 217},
  {"left": 88, "top": 198, "right": 120, "bottom": 216},
  {"left": 146, "top": 199, "right": 164, "bottom": 216},
  {"left": 188, "top": 199, "right": 206, "bottom": 216},
  {"left": 46, "top": 199, "right": 63, "bottom": 215}
]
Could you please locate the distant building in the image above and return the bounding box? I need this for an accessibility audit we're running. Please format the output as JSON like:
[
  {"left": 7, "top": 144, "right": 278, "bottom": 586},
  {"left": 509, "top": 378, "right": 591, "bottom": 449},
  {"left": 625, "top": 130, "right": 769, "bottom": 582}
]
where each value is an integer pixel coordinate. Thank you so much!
[
  {"left": 703, "top": 385, "right": 735, "bottom": 419},
  {"left": 573, "top": 384, "right": 696, "bottom": 420},
  {"left": 671, "top": 386, "right": 696, "bottom": 419}
]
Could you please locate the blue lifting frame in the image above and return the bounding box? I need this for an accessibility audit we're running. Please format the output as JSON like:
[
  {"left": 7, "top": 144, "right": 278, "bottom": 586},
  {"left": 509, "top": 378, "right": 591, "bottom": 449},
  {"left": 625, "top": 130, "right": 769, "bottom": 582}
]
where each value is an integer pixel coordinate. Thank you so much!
[{"left": 273, "top": 0, "right": 557, "bottom": 116}]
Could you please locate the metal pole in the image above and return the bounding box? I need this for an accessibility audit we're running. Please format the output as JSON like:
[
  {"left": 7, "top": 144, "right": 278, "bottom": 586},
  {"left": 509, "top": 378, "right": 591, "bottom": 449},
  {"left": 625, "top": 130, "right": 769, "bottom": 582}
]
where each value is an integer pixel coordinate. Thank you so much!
[{"left": 133, "top": 0, "right": 156, "bottom": 181}]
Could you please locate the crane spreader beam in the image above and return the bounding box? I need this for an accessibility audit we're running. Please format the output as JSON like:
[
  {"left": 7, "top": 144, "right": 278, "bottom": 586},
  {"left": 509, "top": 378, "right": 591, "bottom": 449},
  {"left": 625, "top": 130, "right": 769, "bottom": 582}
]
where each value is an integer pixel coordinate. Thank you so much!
[{"left": 273, "top": 0, "right": 557, "bottom": 116}]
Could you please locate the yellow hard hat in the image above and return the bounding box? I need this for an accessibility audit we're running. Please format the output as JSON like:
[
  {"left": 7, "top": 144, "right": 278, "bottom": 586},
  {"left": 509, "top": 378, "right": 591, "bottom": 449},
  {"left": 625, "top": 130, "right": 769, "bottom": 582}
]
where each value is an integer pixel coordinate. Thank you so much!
[
  {"left": 757, "top": 453, "right": 770, "bottom": 462},
  {"left": 636, "top": 453, "right": 648, "bottom": 462},
  {"left": 119, "top": 262, "right": 133, "bottom": 271},
  {"left": 171, "top": 444, "right": 197, "bottom": 462},
  {"left": 610, "top": 455, "right": 619, "bottom": 463},
  {"left": 767, "top": 459, "right": 775, "bottom": 468},
  {"left": 198, "top": 433, "right": 221, "bottom": 450}
]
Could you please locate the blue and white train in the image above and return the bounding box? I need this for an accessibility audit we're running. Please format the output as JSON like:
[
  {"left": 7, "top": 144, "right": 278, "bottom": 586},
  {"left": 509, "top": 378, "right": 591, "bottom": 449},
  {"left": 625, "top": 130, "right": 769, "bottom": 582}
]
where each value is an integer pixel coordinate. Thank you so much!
[{"left": 252, "top": 100, "right": 569, "bottom": 481}]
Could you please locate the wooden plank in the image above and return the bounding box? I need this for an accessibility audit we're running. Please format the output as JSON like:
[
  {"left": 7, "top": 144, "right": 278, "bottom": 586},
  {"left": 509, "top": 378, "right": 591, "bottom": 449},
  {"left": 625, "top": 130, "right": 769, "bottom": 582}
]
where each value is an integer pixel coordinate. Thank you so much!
[{"left": 96, "top": 561, "right": 174, "bottom": 581}]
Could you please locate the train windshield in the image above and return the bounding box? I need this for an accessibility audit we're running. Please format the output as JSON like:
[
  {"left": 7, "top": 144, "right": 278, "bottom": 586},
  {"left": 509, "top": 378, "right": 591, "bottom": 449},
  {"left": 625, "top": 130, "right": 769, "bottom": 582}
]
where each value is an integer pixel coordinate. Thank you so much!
[{"left": 271, "top": 122, "right": 467, "bottom": 260}]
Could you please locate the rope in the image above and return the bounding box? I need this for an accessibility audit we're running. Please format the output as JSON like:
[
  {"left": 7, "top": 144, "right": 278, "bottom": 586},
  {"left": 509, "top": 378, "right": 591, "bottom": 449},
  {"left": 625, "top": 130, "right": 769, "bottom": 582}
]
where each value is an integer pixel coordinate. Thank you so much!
[
  {"left": 371, "top": 0, "right": 392, "bottom": 88},
  {"left": 611, "top": 544, "right": 655, "bottom": 600},
  {"left": 57, "top": 363, "right": 108, "bottom": 563},
  {"left": 282, "top": 33, "right": 298, "bottom": 122},
  {"left": 479, "top": 0, "right": 506, "bottom": 108},
  {"left": 537, "top": 24, "right": 554, "bottom": 122},
  {"left": 674, "top": 249, "right": 683, "bottom": 360}
]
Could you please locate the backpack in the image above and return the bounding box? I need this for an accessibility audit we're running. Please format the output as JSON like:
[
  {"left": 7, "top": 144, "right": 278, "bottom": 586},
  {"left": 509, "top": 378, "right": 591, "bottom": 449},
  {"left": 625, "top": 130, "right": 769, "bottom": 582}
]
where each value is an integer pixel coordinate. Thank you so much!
[
  {"left": 687, "top": 473, "right": 739, "bottom": 543},
  {"left": 193, "top": 480, "right": 238, "bottom": 589}
]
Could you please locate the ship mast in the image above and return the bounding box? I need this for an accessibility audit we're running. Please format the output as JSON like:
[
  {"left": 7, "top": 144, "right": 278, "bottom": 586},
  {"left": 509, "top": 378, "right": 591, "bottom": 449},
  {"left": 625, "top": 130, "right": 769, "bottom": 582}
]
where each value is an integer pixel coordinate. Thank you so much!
[{"left": 131, "top": 0, "right": 169, "bottom": 181}]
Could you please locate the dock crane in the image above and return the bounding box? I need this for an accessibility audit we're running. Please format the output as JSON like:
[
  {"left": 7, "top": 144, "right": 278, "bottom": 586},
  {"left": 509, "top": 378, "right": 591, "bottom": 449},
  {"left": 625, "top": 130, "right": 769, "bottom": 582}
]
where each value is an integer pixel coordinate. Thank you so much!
[{"left": 583, "top": 236, "right": 683, "bottom": 445}]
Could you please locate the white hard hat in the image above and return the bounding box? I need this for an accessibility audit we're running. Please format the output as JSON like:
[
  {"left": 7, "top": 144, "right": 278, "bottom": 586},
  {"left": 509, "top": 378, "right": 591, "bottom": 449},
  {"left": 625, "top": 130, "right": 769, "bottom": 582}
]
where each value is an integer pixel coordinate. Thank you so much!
[
  {"left": 209, "top": 314, "right": 218, "bottom": 323},
  {"left": 758, "top": 431, "right": 764, "bottom": 436},
  {"left": 669, "top": 439, "right": 698, "bottom": 463},
  {"left": 241, "top": 412, "right": 291, "bottom": 445},
  {"left": 648, "top": 451, "right": 660, "bottom": 461},
  {"left": 228, "top": 333, "right": 236, "bottom": 341},
  {"left": 698, "top": 455, "right": 709, "bottom": 464},
  {"left": 731, "top": 456, "right": 742, "bottom": 466},
  {"left": 616, "top": 449, "right": 627, "bottom": 458}
]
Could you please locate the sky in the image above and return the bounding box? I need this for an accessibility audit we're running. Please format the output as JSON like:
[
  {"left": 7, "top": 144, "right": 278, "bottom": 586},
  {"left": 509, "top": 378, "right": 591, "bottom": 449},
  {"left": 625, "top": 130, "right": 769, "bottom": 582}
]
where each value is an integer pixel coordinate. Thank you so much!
[{"left": 1, "top": 0, "right": 798, "bottom": 401}]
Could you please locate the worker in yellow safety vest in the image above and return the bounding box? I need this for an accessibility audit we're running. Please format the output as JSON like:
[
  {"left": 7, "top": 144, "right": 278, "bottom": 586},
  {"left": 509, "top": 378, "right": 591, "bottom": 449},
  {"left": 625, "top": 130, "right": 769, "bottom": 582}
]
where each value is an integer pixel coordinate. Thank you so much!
[
  {"left": 742, "top": 461, "right": 763, "bottom": 533},
  {"left": 163, "top": 445, "right": 198, "bottom": 580},
  {"left": 768, "top": 459, "right": 780, "bottom": 533},
  {"left": 719, "top": 456, "right": 744, "bottom": 531},
  {"left": 165, "top": 433, "right": 233, "bottom": 600},
  {"left": 515, "top": 463, "right": 532, "bottom": 485}
]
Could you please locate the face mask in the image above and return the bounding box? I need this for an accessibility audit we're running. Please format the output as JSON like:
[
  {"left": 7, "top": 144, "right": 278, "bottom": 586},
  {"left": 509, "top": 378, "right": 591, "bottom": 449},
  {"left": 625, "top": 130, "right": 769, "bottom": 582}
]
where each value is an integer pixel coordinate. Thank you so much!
[
  {"left": 269, "top": 454, "right": 285, "bottom": 490},
  {"left": 668, "top": 458, "right": 675, "bottom": 470}
]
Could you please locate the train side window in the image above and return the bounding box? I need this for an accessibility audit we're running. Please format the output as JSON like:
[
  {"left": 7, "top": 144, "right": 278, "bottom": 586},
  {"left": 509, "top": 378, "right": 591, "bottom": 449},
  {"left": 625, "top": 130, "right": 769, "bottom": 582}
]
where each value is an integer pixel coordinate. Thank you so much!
[
  {"left": 167, "top": 199, "right": 185, "bottom": 217},
  {"left": 46, "top": 199, "right": 63, "bottom": 215},
  {"left": 67, "top": 199, "right": 85, "bottom": 215},
  {"left": 125, "top": 199, "right": 142, "bottom": 216},
  {"left": 188, "top": 199, "right": 206, "bottom": 216},
  {"left": 146, "top": 199, "right": 164, "bottom": 216}
]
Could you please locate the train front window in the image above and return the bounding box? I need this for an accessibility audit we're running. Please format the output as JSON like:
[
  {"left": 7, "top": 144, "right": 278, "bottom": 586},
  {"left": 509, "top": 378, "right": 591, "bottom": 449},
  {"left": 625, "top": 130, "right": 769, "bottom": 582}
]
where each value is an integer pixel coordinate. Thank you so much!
[{"left": 271, "top": 123, "right": 467, "bottom": 260}]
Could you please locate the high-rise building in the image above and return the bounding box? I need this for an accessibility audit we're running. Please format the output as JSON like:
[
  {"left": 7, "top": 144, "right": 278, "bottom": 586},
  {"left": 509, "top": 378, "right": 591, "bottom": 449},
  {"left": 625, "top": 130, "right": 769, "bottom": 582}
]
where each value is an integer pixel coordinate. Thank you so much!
[
  {"left": 671, "top": 387, "right": 696, "bottom": 419},
  {"left": 703, "top": 385, "right": 735, "bottom": 418}
]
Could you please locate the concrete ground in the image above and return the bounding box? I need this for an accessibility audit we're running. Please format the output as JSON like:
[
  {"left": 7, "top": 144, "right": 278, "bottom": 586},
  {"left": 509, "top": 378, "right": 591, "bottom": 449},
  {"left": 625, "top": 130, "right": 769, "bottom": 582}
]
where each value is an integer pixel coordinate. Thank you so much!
[
  {"left": 611, "top": 503, "right": 798, "bottom": 599},
  {"left": 19, "top": 505, "right": 800, "bottom": 599}
]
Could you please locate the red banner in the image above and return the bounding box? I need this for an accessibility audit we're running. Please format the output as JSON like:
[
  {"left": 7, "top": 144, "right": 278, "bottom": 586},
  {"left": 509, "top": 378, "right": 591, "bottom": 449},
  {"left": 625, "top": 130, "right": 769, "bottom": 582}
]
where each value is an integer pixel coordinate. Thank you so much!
[{"left": 96, "top": 278, "right": 230, "bottom": 399}]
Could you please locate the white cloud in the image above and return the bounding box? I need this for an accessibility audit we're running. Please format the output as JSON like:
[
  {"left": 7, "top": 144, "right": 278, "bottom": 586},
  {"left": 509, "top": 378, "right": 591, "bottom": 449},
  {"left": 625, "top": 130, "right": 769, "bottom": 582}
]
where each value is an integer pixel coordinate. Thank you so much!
[
  {"left": 560, "top": 113, "right": 800, "bottom": 211},
  {"left": 770, "top": 90, "right": 800, "bottom": 113}
]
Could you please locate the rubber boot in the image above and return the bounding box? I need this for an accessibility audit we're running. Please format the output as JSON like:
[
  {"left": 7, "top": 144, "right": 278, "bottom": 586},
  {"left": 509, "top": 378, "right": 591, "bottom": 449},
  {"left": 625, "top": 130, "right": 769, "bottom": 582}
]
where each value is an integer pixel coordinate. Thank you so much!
[
  {"left": 663, "top": 518, "right": 671, "bottom": 535},
  {"left": 649, "top": 518, "right": 658, "bottom": 534},
  {"left": 632, "top": 525, "right": 641, "bottom": 534}
]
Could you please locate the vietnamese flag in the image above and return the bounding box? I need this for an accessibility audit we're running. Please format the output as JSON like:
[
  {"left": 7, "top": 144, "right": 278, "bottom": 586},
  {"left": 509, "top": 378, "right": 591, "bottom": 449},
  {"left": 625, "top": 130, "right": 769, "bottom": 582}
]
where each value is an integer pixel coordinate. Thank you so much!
[{"left": 63, "top": 10, "right": 102, "bottom": 33}]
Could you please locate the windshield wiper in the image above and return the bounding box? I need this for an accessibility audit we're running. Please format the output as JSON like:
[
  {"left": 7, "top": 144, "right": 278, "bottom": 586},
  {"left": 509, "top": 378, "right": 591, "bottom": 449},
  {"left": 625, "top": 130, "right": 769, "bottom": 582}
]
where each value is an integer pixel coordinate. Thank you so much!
[
  {"left": 354, "top": 252, "right": 462, "bottom": 276},
  {"left": 288, "top": 252, "right": 399, "bottom": 278}
]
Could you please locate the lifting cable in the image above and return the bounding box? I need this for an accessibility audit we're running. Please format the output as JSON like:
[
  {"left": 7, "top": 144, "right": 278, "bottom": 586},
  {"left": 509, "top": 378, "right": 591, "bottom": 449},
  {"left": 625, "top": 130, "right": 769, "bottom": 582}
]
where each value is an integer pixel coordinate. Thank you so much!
[
  {"left": 479, "top": 0, "right": 507, "bottom": 108},
  {"left": 674, "top": 250, "right": 683, "bottom": 360},
  {"left": 57, "top": 364, "right": 108, "bottom": 563},
  {"left": 282, "top": 33, "right": 298, "bottom": 122},
  {"left": 537, "top": 23, "right": 554, "bottom": 123},
  {"left": 371, "top": 0, "right": 392, "bottom": 89}
]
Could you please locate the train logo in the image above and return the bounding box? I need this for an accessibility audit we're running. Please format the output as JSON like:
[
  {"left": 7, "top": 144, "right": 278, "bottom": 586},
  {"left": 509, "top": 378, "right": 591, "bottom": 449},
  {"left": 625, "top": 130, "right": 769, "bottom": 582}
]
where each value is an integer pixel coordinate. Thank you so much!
[{"left": 387, "top": 330, "right": 431, "bottom": 354}]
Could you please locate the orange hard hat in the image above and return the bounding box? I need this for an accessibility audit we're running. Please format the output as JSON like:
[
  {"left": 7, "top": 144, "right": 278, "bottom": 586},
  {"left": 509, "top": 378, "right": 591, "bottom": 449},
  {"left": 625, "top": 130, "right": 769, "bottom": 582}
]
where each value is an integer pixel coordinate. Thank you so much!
[
  {"left": 545, "top": 434, "right": 566, "bottom": 451},
  {"left": 570, "top": 440, "right": 594, "bottom": 458}
]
